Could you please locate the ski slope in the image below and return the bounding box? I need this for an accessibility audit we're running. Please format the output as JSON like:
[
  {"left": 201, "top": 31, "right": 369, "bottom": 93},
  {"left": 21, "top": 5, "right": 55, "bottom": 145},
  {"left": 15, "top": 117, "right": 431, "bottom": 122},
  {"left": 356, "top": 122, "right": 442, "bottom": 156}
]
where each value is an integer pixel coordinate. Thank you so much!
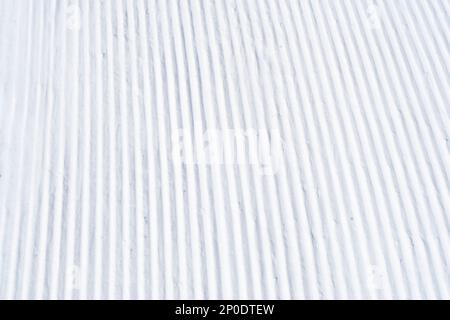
[{"left": 0, "top": 0, "right": 449, "bottom": 299}]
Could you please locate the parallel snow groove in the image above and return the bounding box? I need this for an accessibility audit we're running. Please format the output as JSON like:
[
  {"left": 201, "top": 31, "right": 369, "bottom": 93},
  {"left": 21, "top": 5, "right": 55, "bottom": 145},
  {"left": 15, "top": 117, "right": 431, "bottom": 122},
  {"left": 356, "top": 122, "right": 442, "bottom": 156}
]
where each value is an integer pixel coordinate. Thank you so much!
[{"left": 0, "top": 0, "right": 448, "bottom": 299}]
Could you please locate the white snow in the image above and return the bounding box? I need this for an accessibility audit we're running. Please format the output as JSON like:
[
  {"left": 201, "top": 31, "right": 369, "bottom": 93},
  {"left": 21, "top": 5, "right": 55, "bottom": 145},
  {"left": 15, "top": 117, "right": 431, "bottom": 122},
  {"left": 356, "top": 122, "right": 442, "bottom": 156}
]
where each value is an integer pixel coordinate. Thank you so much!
[{"left": 0, "top": 0, "right": 449, "bottom": 299}]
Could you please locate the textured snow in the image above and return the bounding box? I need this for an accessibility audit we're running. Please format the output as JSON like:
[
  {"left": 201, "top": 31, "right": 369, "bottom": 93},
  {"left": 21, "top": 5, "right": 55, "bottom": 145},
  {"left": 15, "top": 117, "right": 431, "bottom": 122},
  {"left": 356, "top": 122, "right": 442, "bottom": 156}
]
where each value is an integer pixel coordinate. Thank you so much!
[{"left": 0, "top": 0, "right": 449, "bottom": 299}]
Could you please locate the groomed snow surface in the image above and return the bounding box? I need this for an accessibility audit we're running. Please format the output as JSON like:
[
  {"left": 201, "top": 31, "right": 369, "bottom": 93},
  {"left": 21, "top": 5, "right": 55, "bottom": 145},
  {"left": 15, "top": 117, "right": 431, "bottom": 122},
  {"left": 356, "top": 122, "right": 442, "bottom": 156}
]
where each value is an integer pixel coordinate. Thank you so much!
[{"left": 0, "top": 0, "right": 449, "bottom": 300}]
